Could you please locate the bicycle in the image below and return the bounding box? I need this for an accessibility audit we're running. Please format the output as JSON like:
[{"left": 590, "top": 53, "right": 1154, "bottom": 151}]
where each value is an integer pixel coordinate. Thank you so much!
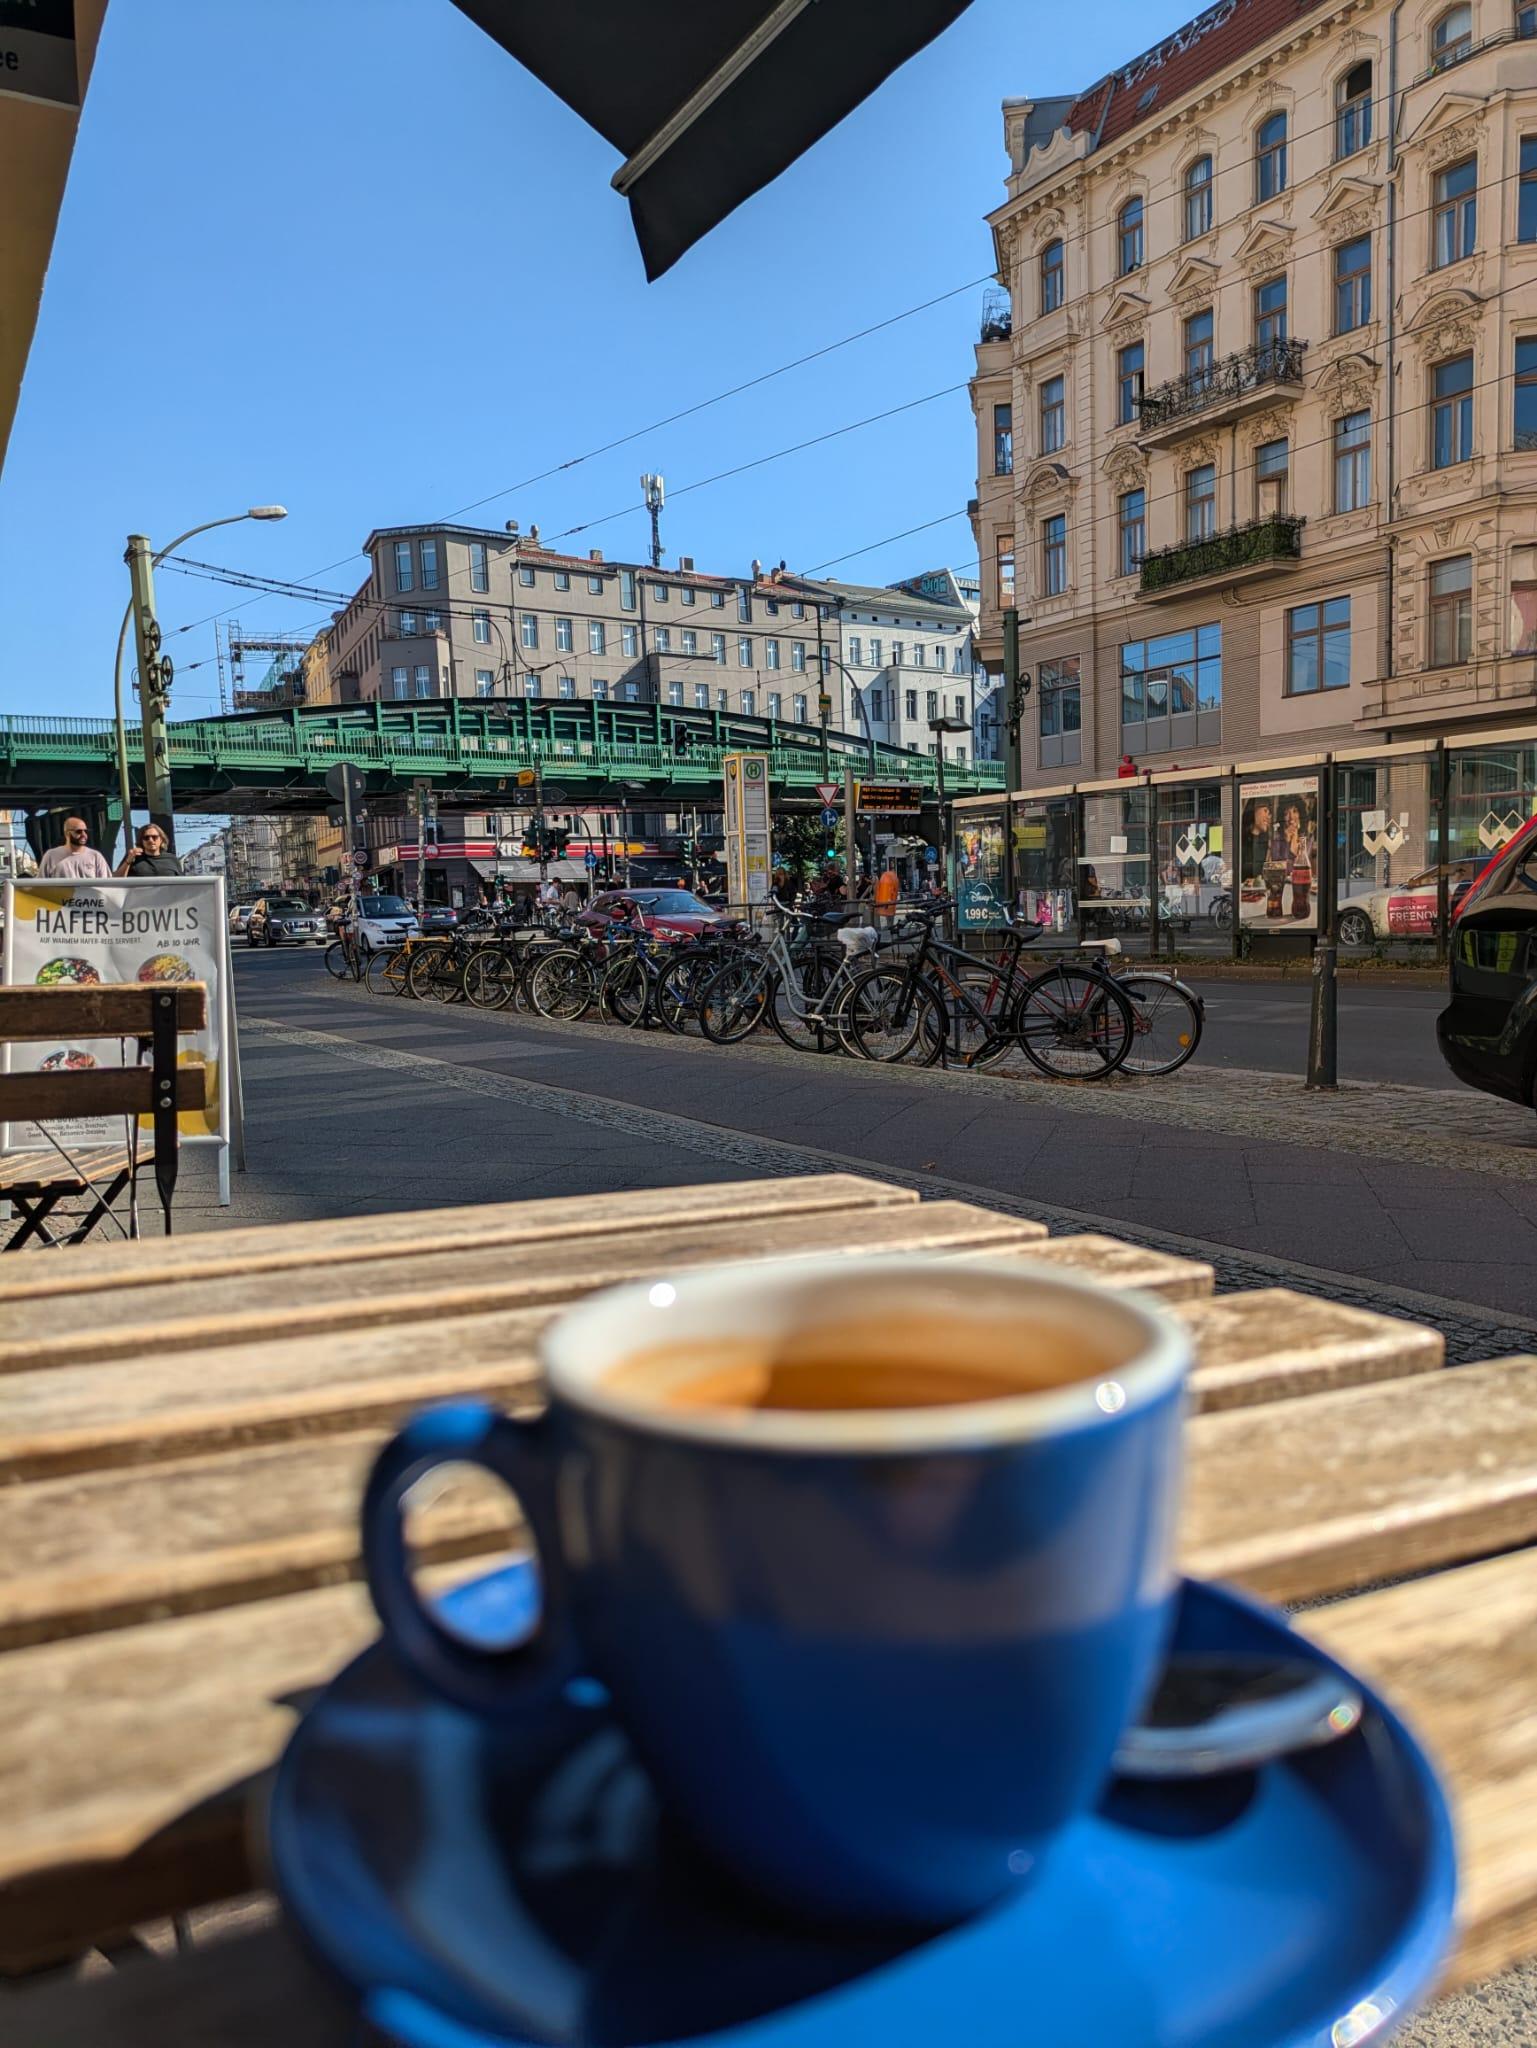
[
  {"left": 364, "top": 941, "right": 416, "bottom": 996},
  {"left": 696, "top": 901, "right": 907, "bottom": 1056},
  {"left": 324, "top": 923, "right": 364, "bottom": 982},
  {"left": 598, "top": 927, "right": 679, "bottom": 1028}
]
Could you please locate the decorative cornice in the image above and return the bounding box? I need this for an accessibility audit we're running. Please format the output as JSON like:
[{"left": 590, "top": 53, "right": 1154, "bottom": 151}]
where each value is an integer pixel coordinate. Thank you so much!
[{"left": 1424, "top": 118, "right": 1482, "bottom": 170}]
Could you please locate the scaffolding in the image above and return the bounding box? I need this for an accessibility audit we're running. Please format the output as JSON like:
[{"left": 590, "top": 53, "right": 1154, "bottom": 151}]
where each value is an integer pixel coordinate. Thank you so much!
[{"left": 217, "top": 622, "right": 313, "bottom": 714}]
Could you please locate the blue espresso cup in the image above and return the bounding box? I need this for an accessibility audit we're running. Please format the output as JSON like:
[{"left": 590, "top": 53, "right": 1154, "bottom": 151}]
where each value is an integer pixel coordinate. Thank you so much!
[{"left": 362, "top": 1253, "right": 1189, "bottom": 1928}]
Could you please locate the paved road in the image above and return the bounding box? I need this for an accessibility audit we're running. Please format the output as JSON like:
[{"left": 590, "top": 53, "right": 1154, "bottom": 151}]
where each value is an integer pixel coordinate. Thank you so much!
[{"left": 1184, "top": 978, "right": 1451, "bottom": 1089}]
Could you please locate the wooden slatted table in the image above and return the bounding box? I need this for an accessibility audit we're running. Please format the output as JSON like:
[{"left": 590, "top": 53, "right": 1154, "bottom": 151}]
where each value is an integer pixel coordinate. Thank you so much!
[{"left": 1, "top": 1171, "right": 1531, "bottom": 2045}]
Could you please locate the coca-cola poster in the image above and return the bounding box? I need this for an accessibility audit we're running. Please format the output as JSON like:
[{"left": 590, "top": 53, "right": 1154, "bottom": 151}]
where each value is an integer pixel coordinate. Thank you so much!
[{"left": 1237, "top": 776, "right": 1319, "bottom": 931}]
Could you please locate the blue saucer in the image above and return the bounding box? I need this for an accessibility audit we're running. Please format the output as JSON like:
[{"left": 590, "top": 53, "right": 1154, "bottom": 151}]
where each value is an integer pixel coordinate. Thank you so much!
[{"left": 270, "top": 1572, "right": 1455, "bottom": 2048}]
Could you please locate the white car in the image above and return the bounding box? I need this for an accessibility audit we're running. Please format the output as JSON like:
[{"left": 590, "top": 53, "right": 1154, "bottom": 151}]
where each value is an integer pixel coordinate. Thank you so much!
[
  {"left": 1336, "top": 858, "right": 1489, "bottom": 946},
  {"left": 228, "top": 901, "right": 260, "bottom": 937},
  {"left": 352, "top": 893, "right": 420, "bottom": 953}
]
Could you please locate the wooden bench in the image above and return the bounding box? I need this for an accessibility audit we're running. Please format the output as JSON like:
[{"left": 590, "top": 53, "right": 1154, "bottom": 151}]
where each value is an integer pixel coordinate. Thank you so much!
[
  {"left": 0, "top": 1173, "right": 1529, "bottom": 2045},
  {"left": 0, "top": 985, "right": 208, "bottom": 1243}
]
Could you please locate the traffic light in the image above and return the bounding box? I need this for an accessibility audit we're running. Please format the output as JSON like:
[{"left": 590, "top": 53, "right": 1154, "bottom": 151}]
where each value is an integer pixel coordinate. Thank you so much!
[{"left": 521, "top": 824, "right": 571, "bottom": 859}]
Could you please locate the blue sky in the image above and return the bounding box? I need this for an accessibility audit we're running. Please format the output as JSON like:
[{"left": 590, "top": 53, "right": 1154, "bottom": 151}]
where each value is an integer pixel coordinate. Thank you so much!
[{"left": 1, "top": 0, "right": 1193, "bottom": 728}]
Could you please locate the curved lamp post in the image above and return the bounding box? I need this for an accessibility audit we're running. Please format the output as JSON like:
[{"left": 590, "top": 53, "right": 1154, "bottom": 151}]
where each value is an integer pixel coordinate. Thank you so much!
[{"left": 112, "top": 506, "right": 287, "bottom": 856}]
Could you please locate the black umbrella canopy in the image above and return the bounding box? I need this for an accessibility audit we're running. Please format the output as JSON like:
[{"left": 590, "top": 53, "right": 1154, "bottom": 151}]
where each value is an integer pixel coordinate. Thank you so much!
[{"left": 452, "top": 0, "right": 974, "bottom": 278}]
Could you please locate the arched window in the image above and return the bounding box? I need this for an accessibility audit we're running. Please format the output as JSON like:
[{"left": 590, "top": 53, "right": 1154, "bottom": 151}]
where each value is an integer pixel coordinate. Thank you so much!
[
  {"left": 1430, "top": 3, "right": 1473, "bottom": 67},
  {"left": 1183, "top": 155, "right": 1214, "bottom": 241},
  {"left": 1335, "top": 61, "right": 1373, "bottom": 157},
  {"left": 1117, "top": 195, "right": 1144, "bottom": 274},
  {"left": 1039, "top": 237, "right": 1064, "bottom": 313},
  {"left": 1255, "top": 113, "right": 1287, "bottom": 200}
]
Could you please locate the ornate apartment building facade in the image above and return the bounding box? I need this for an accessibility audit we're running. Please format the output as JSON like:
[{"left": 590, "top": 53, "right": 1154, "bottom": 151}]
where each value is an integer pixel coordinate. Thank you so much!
[{"left": 971, "top": 0, "right": 1537, "bottom": 785}]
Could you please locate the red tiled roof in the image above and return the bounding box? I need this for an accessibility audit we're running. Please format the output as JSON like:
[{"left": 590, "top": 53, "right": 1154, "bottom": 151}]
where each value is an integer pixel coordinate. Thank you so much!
[{"left": 1063, "top": 0, "right": 1328, "bottom": 154}]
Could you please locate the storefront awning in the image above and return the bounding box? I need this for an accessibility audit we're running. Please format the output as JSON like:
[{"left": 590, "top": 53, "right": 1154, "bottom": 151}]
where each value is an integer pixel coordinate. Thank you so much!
[
  {"left": 472, "top": 858, "right": 592, "bottom": 884},
  {"left": 452, "top": 0, "right": 972, "bottom": 278}
]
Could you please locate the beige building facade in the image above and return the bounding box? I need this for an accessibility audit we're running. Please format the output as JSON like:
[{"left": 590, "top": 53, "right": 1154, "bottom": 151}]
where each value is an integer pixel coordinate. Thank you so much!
[{"left": 971, "top": 0, "right": 1537, "bottom": 787}]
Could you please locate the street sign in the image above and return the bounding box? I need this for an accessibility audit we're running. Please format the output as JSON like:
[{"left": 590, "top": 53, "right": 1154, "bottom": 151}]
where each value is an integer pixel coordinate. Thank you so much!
[
  {"left": 924, "top": 844, "right": 940, "bottom": 864},
  {"left": 815, "top": 783, "right": 840, "bottom": 805},
  {"left": 516, "top": 769, "right": 539, "bottom": 788},
  {"left": 820, "top": 806, "right": 840, "bottom": 829},
  {"left": 585, "top": 850, "right": 598, "bottom": 870},
  {"left": 854, "top": 780, "right": 921, "bottom": 814},
  {"left": 324, "top": 762, "right": 367, "bottom": 807},
  {"left": 350, "top": 850, "right": 370, "bottom": 870}
]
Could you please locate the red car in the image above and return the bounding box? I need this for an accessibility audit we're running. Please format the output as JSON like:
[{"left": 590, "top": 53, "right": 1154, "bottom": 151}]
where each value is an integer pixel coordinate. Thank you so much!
[{"left": 575, "top": 888, "right": 735, "bottom": 941}]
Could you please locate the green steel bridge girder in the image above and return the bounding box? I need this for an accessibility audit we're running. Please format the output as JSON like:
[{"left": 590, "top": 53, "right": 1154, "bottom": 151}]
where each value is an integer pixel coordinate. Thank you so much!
[{"left": 0, "top": 700, "right": 1005, "bottom": 814}]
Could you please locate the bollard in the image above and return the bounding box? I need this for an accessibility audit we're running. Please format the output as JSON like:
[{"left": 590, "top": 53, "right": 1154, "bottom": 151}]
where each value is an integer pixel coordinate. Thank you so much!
[{"left": 1305, "top": 940, "right": 1338, "bottom": 1090}]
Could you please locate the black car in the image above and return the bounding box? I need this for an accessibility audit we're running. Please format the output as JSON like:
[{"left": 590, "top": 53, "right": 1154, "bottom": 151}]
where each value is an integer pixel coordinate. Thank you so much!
[
  {"left": 247, "top": 896, "right": 328, "bottom": 947},
  {"left": 1437, "top": 817, "right": 1537, "bottom": 1109}
]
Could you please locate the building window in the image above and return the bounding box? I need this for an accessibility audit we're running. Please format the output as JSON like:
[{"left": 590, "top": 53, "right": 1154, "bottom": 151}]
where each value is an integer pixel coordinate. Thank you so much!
[
  {"left": 398, "top": 609, "right": 417, "bottom": 636},
  {"left": 1253, "top": 275, "right": 1287, "bottom": 359},
  {"left": 712, "top": 632, "right": 726, "bottom": 663},
  {"left": 695, "top": 684, "right": 710, "bottom": 709},
  {"left": 1432, "top": 158, "right": 1476, "bottom": 267},
  {"left": 868, "top": 636, "right": 883, "bottom": 666},
  {"left": 1118, "top": 488, "right": 1146, "bottom": 576},
  {"left": 651, "top": 582, "right": 667, "bottom": 604},
  {"left": 1521, "top": 137, "right": 1537, "bottom": 241},
  {"left": 1334, "top": 410, "right": 1372, "bottom": 510},
  {"left": 737, "top": 637, "right": 752, "bottom": 667},
  {"left": 768, "top": 691, "right": 782, "bottom": 718},
  {"left": 1286, "top": 597, "right": 1351, "bottom": 694},
  {"left": 913, "top": 643, "right": 926, "bottom": 667},
  {"left": 764, "top": 598, "right": 779, "bottom": 616},
  {"left": 1255, "top": 112, "right": 1287, "bottom": 201},
  {"left": 622, "top": 681, "right": 640, "bottom": 703},
  {"left": 905, "top": 689, "right": 918, "bottom": 720},
  {"left": 1522, "top": 2, "right": 1537, "bottom": 34},
  {"left": 413, "top": 666, "right": 432, "bottom": 699},
  {"left": 587, "top": 570, "right": 603, "bottom": 594},
  {"left": 1039, "top": 657, "right": 1082, "bottom": 740},
  {"left": 1336, "top": 62, "right": 1373, "bottom": 158},
  {"left": 592, "top": 679, "right": 609, "bottom": 700},
  {"left": 554, "top": 569, "right": 570, "bottom": 591},
  {"left": 993, "top": 402, "right": 1013, "bottom": 473},
  {"left": 791, "top": 600, "right": 805, "bottom": 619},
  {"left": 716, "top": 688, "right": 728, "bottom": 710},
  {"left": 1432, "top": 353, "right": 1474, "bottom": 467},
  {"left": 621, "top": 623, "right": 639, "bottom": 657},
  {"left": 1120, "top": 623, "right": 1221, "bottom": 731},
  {"left": 1040, "top": 236, "right": 1064, "bottom": 312},
  {"left": 589, "top": 620, "right": 607, "bottom": 654},
  {"left": 1255, "top": 437, "right": 1289, "bottom": 516},
  {"left": 475, "top": 670, "right": 494, "bottom": 696},
  {"left": 924, "top": 689, "right": 939, "bottom": 721},
  {"left": 667, "top": 680, "right": 684, "bottom": 706},
  {"left": 391, "top": 666, "right": 408, "bottom": 699},
  {"left": 870, "top": 688, "right": 885, "bottom": 721},
  {"left": 765, "top": 638, "right": 781, "bottom": 669},
  {"left": 1186, "top": 464, "right": 1217, "bottom": 541},
  {"left": 737, "top": 589, "right": 751, "bottom": 622},
  {"left": 472, "top": 611, "right": 491, "bottom": 644},
  {"left": 1510, "top": 546, "right": 1537, "bottom": 652},
  {"left": 1516, "top": 337, "right": 1537, "bottom": 449},
  {"left": 741, "top": 688, "right": 755, "bottom": 715},
  {"left": 1184, "top": 307, "right": 1214, "bottom": 390},
  {"left": 524, "top": 674, "right": 541, "bottom": 700},
  {"left": 794, "top": 692, "right": 809, "bottom": 720},
  {"left": 1430, "top": 3, "right": 1472, "bottom": 67},
  {"left": 420, "top": 539, "right": 440, "bottom": 589},
  {"left": 682, "top": 627, "right": 698, "bottom": 655},
  {"left": 555, "top": 617, "right": 574, "bottom": 652},
  {"left": 848, "top": 635, "right": 863, "bottom": 664},
  {"left": 1039, "top": 375, "right": 1065, "bottom": 453},
  {"left": 393, "top": 541, "right": 414, "bottom": 593},
  {"left": 518, "top": 564, "right": 536, "bottom": 587},
  {"left": 1183, "top": 154, "right": 1213, "bottom": 240},
  {"left": 654, "top": 626, "right": 671, "bottom": 653},
  {"left": 423, "top": 610, "right": 441, "bottom": 632},
  {"left": 1334, "top": 236, "right": 1372, "bottom": 333},
  {"left": 520, "top": 613, "right": 538, "bottom": 649},
  {"left": 791, "top": 642, "right": 807, "bottom": 671},
  {"left": 468, "top": 542, "right": 488, "bottom": 592},
  {"left": 710, "top": 589, "right": 725, "bottom": 608},
  {"left": 558, "top": 675, "right": 576, "bottom": 700},
  {"left": 892, "top": 640, "right": 905, "bottom": 666},
  {"left": 682, "top": 586, "right": 697, "bottom": 606},
  {"left": 1117, "top": 341, "right": 1144, "bottom": 426},
  {"left": 996, "top": 534, "right": 1015, "bottom": 608},
  {"left": 1430, "top": 555, "right": 1473, "bottom": 663},
  {"left": 1042, "top": 514, "right": 1067, "bottom": 596},
  {"left": 1118, "top": 194, "right": 1144, "bottom": 274}
]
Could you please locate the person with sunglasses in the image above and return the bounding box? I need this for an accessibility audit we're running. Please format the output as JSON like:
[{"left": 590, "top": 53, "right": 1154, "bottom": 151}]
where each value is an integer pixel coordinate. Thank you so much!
[
  {"left": 38, "top": 817, "right": 113, "bottom": 879},
  {"left": 116, "top": 823, "right": 182, "bottom": 877}
]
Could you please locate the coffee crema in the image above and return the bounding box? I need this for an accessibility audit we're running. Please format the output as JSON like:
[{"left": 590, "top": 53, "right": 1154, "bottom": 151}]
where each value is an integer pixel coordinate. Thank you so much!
[{"left": 601, "top": 1312, "right": 1110, "bottom": 1414}]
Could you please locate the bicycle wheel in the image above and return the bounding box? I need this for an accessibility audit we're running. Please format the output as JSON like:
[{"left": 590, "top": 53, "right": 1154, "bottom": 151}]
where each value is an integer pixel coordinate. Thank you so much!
[
  {"left": 1116, "top": 974, "right": 1203, "bottom": 1077},
  {"left": 463, "top": 948, "right": 517, "bottom": 1011},
  {"left": 364, "top": 946, "right": 406, "bottom": 996},
  {"left": 405, "top": 943, "right": 445, "bottom": 1001},
  {"left": 654, "top": 952, "right": 712, "bottom": 1035},
  {"left": 1011, "top": 965, "right": 1134, "bottom": 1080},
  {"left": 697, "top": 958, "right": 771, "bottom": 1044},
  {"left": 840, "top": 965, "right": 942, "bottom": 1064},
  {"left": 324, "top": 940, "right": 352, "bottom": 980},
  {"left": 600, "top": 954, "right": 652, "bottom": 1026},
  {"left": 529, "top": 948, "right": 597, "bottom": 1021}
]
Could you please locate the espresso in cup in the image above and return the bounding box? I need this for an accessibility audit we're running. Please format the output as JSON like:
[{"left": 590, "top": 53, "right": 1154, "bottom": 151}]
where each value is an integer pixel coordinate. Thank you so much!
[{"left": 364, "top": 1254, "right": 1189, "bottom": 1928}]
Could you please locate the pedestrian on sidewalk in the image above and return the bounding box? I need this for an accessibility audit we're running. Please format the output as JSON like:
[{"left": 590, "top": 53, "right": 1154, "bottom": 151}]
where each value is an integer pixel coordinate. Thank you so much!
[
  {"left": 116, "top": 823, "right": 182, "bottom": 878},
  {"left": 39, "top": 818, "right": 112, "bottom": 879}
]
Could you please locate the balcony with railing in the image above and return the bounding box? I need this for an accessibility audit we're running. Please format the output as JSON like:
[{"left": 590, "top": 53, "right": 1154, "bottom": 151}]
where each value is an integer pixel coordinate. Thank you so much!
[
  {"left": 1136, "top": 338, "right": 1306, "bottom": 447},
  {"left": 1139, "top": 513, "right": 1305, "bottom": 601}
]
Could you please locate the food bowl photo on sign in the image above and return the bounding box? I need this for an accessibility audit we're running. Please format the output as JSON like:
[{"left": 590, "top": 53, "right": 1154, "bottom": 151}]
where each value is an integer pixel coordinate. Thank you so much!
[
  {"left": 138, "top": 953, "right": 196, "bottom": 982},
  {"left": 35, "top": 958, "right": 100, "bottom": 985},
  {"left": 38, "top": 1048, "right": 97, "bottom": 1071}
]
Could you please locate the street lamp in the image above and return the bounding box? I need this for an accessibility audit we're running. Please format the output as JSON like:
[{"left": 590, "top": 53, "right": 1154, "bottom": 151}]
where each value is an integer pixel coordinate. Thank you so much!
[
  {"left": 112, "top": 505, "right": 288, "bottom": 857},
  {"left": 928, "top": 713, "right": 971, "bottom": 898}
]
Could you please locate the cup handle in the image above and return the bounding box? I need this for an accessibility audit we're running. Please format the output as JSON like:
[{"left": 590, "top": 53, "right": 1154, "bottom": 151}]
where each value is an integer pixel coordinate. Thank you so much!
[{"left": 361, "top": 1400, "right": 578, "bottom": 1717}]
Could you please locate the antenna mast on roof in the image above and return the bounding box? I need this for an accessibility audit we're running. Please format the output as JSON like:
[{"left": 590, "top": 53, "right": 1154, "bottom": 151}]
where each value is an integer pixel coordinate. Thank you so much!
[{"left": 640, "top": 473, "right": 665, "bottom": 569}]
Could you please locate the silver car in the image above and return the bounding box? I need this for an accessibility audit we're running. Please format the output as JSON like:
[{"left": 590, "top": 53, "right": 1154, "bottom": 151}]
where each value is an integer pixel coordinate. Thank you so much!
[{"left": 248, "top": 896, "right": 328, "bottom": 946}]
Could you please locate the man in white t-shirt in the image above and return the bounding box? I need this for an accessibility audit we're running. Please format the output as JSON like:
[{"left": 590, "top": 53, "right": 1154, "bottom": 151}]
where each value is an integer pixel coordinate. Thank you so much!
[
  {"left": 38, "top": 818, "right": 113, "bottom": 880},
  {"left": 537, "top": 877, "right": 561, "bottom": 912}
]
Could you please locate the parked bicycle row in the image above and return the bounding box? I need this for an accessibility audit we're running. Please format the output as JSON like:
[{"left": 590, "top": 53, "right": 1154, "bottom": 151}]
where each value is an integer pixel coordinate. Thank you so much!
[{"left": 325, "top": 898, "right": 1205, "bottom": 1079}]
